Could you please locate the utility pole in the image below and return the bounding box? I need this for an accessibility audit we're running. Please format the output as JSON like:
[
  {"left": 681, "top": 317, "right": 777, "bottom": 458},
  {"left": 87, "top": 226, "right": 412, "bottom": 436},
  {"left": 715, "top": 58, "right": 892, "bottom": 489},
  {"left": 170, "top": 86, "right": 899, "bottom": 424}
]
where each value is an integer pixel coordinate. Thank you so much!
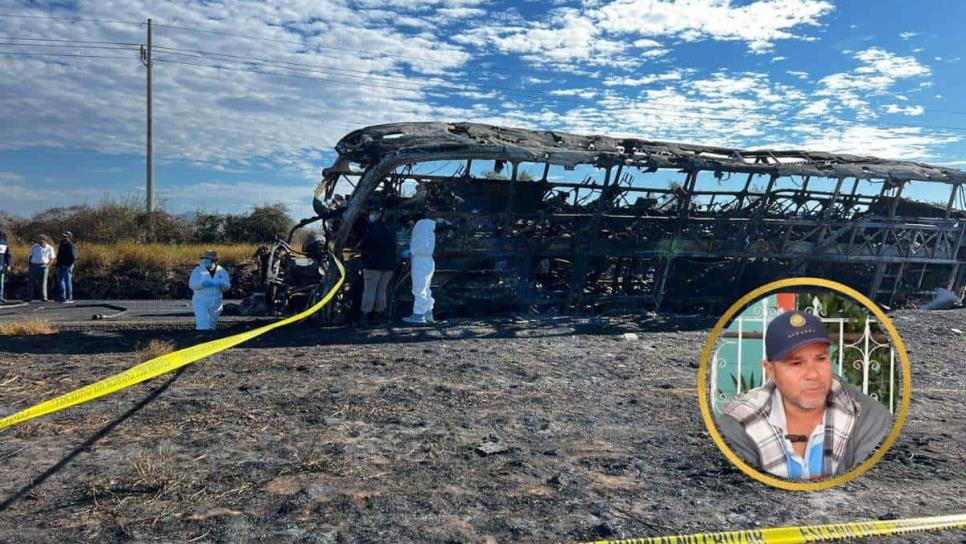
[{"left": 140, "top": 18, "right": 154, "bottom": 212}]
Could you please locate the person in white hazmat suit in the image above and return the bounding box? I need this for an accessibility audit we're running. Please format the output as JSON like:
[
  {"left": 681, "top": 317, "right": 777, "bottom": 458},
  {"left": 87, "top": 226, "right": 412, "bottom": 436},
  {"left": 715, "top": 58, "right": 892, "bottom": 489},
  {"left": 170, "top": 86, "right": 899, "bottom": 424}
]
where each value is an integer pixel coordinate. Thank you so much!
[
  {"left": 189, "top": 250, "right": 231, "bottom": 331},
  {"left": 402, "top": 219, "right": 436, "bottom": 324}
]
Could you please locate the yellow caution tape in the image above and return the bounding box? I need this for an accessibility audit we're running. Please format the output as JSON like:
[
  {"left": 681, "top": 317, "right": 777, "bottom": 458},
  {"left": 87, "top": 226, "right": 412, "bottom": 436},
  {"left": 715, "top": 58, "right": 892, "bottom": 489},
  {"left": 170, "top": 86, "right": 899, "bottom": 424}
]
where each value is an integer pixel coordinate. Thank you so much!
[
  {"left": 0, "top": 254, "right": 345, "bottom": 431},
  {"left": 580, "top": 512, "right": 966, "bottom": 544}
]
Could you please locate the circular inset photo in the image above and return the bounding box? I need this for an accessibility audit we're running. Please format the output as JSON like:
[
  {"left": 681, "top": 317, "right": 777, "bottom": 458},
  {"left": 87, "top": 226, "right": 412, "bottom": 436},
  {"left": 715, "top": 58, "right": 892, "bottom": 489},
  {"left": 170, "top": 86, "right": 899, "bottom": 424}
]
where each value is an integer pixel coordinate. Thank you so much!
[{"left": 697, "top": 277, "right": 911, "bottom": 490}]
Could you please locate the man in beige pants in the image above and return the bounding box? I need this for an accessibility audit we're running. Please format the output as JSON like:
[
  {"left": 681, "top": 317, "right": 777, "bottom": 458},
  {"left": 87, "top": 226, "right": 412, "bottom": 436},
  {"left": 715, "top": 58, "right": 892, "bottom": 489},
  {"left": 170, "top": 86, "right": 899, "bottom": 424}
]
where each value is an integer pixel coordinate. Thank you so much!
[{"left": 357, "top": 203, "right": 397, "bottom": 326}]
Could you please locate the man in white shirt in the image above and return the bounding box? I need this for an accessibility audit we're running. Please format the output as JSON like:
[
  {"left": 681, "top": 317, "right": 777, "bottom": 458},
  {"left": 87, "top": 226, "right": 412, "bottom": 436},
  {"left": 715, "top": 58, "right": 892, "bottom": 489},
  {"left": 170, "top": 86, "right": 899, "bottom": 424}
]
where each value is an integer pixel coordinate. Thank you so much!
[
  {"left": 27, "top": 234, "right": 56, "bottom": 302},
  {"left": 0, "top": 229, "right": 11, "bottom": 303}
]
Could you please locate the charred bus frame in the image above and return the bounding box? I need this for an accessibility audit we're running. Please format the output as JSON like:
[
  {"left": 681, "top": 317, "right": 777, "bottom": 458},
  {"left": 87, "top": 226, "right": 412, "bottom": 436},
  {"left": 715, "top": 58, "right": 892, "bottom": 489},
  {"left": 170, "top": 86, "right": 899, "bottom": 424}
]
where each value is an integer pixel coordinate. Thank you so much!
[{"left": 268, "top": 122, "right": 965, "bottom": 321}]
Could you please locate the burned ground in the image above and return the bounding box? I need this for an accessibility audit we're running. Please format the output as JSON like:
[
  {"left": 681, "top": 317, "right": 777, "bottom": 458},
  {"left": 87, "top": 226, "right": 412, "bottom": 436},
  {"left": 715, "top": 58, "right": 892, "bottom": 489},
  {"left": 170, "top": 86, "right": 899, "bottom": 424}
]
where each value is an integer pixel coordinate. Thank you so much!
[{"left": 0, "top": 309, "right": 964, "bottom": 543}]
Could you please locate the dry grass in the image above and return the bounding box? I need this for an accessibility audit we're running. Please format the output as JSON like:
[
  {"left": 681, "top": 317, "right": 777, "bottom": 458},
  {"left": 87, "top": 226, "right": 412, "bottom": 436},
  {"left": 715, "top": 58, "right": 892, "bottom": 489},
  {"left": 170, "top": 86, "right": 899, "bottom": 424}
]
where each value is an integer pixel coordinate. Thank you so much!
[
  {"left": 0, "top": 320, "right": 58, "bottom": 336},
  {"left": 5, "top": 243, "right": 259, "bottom": 275},
  {"left": 136, "top": 339, "right": 176, "bottom": 359},
  {"left": 78, "top": 242, "right": 260, "bottom": 273},
  {"left": 3, "top": 242, "right": 261, "bottom": 299}
]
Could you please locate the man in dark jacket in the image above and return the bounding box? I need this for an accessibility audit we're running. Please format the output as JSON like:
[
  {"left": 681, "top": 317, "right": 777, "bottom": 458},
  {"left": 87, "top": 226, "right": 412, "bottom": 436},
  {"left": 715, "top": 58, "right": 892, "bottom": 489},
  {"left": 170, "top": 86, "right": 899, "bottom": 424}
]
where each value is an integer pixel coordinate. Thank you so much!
[
  {"left": 356, "top": 203, "right": 397, "bottom": 326},
  {"left": 56, "top": 231, "right": 78, "bottom": 303},
  {"left": 716, "top": 310, "right": 892, "bottom": 480}
]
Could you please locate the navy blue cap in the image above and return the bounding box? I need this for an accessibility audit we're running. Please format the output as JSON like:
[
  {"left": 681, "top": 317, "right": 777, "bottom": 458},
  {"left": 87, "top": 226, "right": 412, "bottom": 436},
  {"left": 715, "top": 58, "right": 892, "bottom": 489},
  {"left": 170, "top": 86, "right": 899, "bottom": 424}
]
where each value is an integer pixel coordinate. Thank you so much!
[{"left": 765, "top": 310, "right": 831, "bottom": 361}]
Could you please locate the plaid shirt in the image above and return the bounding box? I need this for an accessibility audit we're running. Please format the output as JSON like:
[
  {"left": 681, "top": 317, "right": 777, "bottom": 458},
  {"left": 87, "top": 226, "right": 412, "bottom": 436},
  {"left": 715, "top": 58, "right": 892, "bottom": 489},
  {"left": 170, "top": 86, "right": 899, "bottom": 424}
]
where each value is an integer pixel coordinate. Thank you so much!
[{"left": 720, "top": 375, "right": 860, "bottom": 479}]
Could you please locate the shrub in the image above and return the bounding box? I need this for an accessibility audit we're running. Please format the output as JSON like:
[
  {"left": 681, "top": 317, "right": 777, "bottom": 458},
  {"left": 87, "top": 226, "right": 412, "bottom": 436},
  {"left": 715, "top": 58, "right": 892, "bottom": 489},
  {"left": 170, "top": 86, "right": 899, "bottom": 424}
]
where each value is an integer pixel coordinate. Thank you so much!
[
  {"left": 0, "top": 320, "right": 58, "bottom": 336},
  {"left": 3, "top": 198, "right": 294, "bottom": 245}
]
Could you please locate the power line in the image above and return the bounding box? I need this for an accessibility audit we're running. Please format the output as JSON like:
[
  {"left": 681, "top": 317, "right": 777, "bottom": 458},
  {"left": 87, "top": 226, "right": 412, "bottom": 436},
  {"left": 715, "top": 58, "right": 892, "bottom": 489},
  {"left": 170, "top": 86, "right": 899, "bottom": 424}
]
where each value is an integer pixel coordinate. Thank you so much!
[
  {"left": 148, "top": 20, "right": 966, "bottom": 124},
  {"left": 0, "top": 51, "right": 137, "bottom": 60},
  {"left": 0, "top": 42, "right": 136, "bottom": 51},
  {"left": 151, "top": 54, "right": 966, "bottom": 135},
  {"left": 152, "top": 45, "right": 460, "bottom": 88},
  {"left": 4, "top": 17, "right": 966, "bottom": 136},
  {"left": 153, "top": 56, "right": 448, "bottom": 96},
  {"left": 0, "top": 37, "right": 140, "bottom": 46},
  {"left": 151, "top": 22, "right": 466, "bottom": 68},
  {"left": 8, "top": 15, "right": 965, "bottom": 125},
  {"left": 150, "top": 44, "right": 966, "bottom": 133},
  {"left": 133, "top": 59, "right": 846, "bottom": 139},
  {"left": 4, "top": 42, "right": 964, "bottom": 137},
  {"left": 0, "top": 13, "right": 966, "bottom": 124},
  {"left": 150, "top": 50, "right": 799, "bottom": 127},
  {"left": 0, "top": 12, "right": 143, "bottom": 25}
]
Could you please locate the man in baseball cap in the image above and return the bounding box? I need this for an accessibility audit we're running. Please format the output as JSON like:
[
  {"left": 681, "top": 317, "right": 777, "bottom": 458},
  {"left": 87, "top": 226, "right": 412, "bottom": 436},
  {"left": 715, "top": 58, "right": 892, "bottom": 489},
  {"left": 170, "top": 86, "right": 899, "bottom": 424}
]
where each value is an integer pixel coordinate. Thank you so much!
[{"left": 716, "top": 309, "right": 892, "bottom": 480}]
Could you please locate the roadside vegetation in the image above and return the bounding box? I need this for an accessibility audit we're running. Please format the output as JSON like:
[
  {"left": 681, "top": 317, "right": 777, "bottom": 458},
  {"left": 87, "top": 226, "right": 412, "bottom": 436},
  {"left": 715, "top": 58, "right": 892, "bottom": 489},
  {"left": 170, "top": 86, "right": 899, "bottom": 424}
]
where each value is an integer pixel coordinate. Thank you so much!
[
  {"left": 0, "top": 320, "right": 58, "bottom": 336},
  {"left": 0, "top": 197, "right": 293, "bottom": 299}
]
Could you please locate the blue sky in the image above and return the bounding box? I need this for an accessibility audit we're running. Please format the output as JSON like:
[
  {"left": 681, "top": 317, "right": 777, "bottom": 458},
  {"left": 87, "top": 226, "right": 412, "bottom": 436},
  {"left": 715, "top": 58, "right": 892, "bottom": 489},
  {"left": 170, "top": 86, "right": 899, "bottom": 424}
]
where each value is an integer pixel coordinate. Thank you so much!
[{"left": 1, "top": 0, "right": 964, "bottom": 220}]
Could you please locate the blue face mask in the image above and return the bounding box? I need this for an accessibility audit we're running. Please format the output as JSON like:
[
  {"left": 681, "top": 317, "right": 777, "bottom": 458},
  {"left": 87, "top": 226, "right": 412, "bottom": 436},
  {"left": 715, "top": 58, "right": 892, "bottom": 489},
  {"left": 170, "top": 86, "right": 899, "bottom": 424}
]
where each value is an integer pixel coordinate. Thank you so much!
[
  {"left": 201, "top": 259, "right": 213, "bottom": 268},
  {"left": 368, "top": 213, "right": 379, "bottom": 223}
]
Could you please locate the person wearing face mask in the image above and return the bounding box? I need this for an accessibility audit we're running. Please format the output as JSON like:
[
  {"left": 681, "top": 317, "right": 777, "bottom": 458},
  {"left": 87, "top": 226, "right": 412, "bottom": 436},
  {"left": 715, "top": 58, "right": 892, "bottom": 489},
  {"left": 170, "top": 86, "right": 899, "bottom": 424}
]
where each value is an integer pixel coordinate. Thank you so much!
[
  {"left": 188, "top": 250, "right": 232, "bottom": 331},
  {"left": 356, "top": 201, "right": 397, "bottom": 327}
]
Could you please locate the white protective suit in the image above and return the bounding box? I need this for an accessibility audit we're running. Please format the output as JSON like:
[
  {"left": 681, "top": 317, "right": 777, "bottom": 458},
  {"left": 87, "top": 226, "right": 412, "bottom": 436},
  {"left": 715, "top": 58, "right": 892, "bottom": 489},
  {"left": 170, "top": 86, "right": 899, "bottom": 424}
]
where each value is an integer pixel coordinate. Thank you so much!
[
  {"left": 409, "top": 219, "right": 436, "bottom": 315},
  {"left": 189, "top": 264, "right": 231, "bottom": 330}
]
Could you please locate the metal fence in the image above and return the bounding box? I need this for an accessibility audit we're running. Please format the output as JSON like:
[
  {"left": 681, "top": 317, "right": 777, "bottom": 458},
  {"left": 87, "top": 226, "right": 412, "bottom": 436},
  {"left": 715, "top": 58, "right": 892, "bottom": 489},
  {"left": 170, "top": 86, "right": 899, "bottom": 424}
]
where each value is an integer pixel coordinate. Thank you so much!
[{"left": 710, "top": 297, "right": 897, "bottom": 414}]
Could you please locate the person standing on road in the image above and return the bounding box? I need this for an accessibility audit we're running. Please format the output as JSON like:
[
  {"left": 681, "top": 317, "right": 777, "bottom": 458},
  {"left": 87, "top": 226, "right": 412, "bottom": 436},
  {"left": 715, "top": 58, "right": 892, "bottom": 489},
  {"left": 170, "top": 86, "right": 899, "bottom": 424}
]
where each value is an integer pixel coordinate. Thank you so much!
[
  {"left": 0, "top": 230, "right": 11, "bottom": 303},
  {"left": 56, "top": 231, "right": 78, "bottom": 304},
  {"left": 402, "top": 218, "right": 437, "bottom": 324},
  {"left": 188, "top": 250, "right": 231, "bottom": 331},
  {"left": 26, "top": 234, "right": 55, "bottom": 302},
  {"left": 356, "top": 202, "right": 397, "bottom": 327}
]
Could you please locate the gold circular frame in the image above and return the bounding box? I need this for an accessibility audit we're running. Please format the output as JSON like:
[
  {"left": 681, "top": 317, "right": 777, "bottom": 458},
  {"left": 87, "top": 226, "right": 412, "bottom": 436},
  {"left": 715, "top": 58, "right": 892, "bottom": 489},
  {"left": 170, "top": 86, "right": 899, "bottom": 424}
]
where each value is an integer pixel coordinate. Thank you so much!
[{"left": 697, "top": 277, "right": 912, "bottom": 491}]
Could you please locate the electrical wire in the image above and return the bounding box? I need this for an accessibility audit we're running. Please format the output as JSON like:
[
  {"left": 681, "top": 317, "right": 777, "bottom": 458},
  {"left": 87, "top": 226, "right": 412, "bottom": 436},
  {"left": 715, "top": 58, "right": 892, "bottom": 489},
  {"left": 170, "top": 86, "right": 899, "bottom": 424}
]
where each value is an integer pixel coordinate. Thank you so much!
[
  {"left": 4, "top": 15, "right": 966, "bottom": 139},
  {"left": 150, "top": 54, "right": 966, "bottom": 135},
  {"left": 6, "top": 16, "right": 966, "bottom": 123},
  {"left": 150, "top": 21, "right": 464, "bottom": 67},
  {"left": 0, "top": 12, "right": 143, "bottom": 25},
  {"left": 0, "top": 42, "right": 136, "bottom": 51},
  {"left": 0, "top": 36, "right": 140, "bottom": 46},
  {"left": 0, "top": 51, "right": 136, "bottom": 60}
]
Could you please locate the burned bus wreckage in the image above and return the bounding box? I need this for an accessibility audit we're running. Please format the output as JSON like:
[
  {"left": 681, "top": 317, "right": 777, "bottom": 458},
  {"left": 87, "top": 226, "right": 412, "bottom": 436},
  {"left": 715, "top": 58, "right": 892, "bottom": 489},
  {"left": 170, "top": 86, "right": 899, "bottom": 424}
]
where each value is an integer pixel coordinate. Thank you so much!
[{"left": 244, "top": 122, "right": 966, "bottom": 323}]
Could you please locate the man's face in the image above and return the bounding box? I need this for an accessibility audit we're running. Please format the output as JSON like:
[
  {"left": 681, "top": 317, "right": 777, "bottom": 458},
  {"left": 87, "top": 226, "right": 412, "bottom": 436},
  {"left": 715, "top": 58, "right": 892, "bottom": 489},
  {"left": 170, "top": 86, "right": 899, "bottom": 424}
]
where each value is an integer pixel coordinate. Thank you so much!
[{"left": 764, "top": 341, "right": 833, "bottom": 411}]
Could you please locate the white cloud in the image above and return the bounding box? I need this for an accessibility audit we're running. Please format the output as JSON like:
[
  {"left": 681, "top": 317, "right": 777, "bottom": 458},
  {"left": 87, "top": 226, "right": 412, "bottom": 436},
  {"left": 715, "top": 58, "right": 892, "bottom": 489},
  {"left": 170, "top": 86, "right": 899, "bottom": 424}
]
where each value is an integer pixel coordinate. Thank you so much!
[
  {"left": 459, "top": 0, "right": 834, "bottom": 68},
  {"left": 854, "top": 48, "right": 930, "bottom": 78},
  {"left": 0, "top": 0, "right": 481, "bottom": 181},
  {"left": 884, "top": 104, "right": 924, "bottom": 116},
  {"left": 797, "top": 99, "right": 830, "bottom": 117},
  {"left": 899, "top": 31, "right": 918, "bottom": 40},
  {"left": 797, "top": 125, "right": 958, "bottom": 160},
  {"left": 786, "top": 70, "right": 809, "bottom": 80},
  {"left": 0, "top": 171, "right": 24, "bottom": 183},
  {"left": 549, "top": 88, "right": 598, "bottom": 99},
  {"left": 602, "top": 70, "right": 684, "bottom": 86},
  {"left": 632, "top": 38, "right": 662, "bottom": 48},
  {"left": 815, "top": 48, "right": 931, "bottom": 118},
  {"left": 591, "top": 0, "right": 834, "bottom": 54}
]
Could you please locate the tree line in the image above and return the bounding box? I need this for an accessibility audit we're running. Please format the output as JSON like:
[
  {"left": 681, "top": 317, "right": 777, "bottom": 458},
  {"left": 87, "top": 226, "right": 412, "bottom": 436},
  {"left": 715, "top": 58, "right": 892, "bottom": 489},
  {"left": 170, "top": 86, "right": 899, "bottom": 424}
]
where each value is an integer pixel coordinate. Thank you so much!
[{"left": 0, "top": 197, "right": 295, "bottom": 245}]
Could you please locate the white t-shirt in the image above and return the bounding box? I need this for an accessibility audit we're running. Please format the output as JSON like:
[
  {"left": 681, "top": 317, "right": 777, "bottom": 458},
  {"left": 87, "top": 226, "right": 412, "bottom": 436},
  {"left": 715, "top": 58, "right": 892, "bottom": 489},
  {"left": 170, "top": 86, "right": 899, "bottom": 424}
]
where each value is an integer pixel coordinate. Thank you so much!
[{"left": 29, "top": 244, "right": 55, "bottom": 265}]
